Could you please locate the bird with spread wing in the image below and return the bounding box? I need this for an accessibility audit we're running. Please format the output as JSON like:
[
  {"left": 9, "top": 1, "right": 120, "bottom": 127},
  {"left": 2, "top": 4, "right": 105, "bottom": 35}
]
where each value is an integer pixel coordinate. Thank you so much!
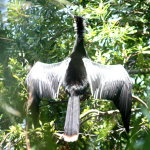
[{"left": 26, "top": 16, "right": 132, "bottom": 142}]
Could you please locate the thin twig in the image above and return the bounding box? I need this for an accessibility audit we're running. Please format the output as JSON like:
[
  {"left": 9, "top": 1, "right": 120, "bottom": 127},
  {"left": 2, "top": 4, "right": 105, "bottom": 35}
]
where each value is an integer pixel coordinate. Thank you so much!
[
  {"left": 80, "top": 108, "right": 141, "bottom": 125},
  {"left": 132, "top": 95, "right": 148, "bottom": 108},
  {"left": 109, "top": 127, "right": 134, "bottom": 134},
  {"left": 0, "top": 132, "right": 11, "bottom": 148},
  {"left": 80, "top": 109, "right": 102, "bottom": 119},
  {"left": 41, "top": 95, "right": 148, "bottom": 111},
  {"left": 128, "top": 68, "right": 150, "bottom": 74},
  {"left": 0, "top": 37, "right": 14, "bottom": 41},
  {"left": 54, "top": 131, "right": 97, "bottom": 138},
  {"left": 41, "top": 95, "right": 148, "bottom": 110}
]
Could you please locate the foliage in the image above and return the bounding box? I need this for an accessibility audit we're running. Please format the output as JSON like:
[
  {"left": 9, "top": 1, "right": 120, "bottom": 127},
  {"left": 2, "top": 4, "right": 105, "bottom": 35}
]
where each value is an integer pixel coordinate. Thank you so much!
[{"left": 0, "top": 0, "right": 150, "bottom": 149}]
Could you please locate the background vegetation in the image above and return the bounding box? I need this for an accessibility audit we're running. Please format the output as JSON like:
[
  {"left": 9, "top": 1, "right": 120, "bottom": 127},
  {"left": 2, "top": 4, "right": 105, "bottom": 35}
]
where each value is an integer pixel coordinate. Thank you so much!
[{"left": 0, "top": 0, "right": 150, "bottom": 149}]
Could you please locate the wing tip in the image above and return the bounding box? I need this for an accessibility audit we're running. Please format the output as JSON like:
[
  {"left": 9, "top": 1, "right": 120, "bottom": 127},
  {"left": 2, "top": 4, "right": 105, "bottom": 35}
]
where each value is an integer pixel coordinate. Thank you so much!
[{"left": 63, "top": 134, "right": 79, "bottom": 142}]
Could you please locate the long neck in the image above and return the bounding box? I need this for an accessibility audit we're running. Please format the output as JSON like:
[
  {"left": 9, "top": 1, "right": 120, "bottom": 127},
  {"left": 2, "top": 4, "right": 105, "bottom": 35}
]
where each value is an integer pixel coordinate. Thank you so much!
[{"left": 72, "top": 16, "right": 87, "bottom": 56}]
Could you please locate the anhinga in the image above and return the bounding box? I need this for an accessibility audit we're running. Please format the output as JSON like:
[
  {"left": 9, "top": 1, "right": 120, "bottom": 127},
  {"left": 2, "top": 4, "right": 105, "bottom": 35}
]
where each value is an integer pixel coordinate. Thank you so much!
[{"left": 26, "top": 16, "right": 132, "bottom": 142}]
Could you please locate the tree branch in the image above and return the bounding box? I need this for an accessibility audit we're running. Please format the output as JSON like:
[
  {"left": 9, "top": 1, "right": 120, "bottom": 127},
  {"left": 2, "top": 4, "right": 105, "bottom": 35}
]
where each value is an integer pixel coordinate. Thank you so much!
[
  {"left": 25, "top": 129, "right": 31, "bottom": 150},
  {"left": 0, "top": 37, "right": 14, "bottom": 41},
  {"left": 54, "top": 131, "right": 97, "bottom": 138},
  {"left": 80, "top": 108, "right": 141, "bottom": 125},
  {"left": 0, "top": 132, "right": 11, "bottom": 149},
  {"left": 128, "top": 68, "right": 150, "bottom": 74},
  {"left": 132, "top": 95, "right": 148, "bottom": 108},
  {"left": 43, "top": 95, "right": 148, "bottom": 109}
]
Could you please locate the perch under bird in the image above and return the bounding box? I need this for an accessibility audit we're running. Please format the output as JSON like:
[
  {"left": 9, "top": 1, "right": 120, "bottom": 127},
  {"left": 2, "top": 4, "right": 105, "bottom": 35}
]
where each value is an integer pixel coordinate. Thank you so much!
[{"left": 26, "top": 16, "right": 132, "bottom": 142}]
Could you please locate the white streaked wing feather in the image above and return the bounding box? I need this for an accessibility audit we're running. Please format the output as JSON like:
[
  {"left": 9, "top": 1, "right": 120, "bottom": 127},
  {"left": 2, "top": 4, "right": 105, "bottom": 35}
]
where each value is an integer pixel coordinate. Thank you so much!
[
  {"left": 83, "top": 58, "right": 131, "bottom": 100},
  {"left": 83, "top": 57, "right": 132, "bottom": 130},
  {"left": 26, "top": 58, "right": 71, "bottom": 98}
]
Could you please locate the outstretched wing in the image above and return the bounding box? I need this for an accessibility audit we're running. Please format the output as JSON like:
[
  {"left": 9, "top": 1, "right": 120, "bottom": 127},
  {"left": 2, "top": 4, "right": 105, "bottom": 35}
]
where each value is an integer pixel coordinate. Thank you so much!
[
  {"left": 83, "top": 58, "right": 132, "bottom": 132},
  {"left": 26, "top": 58, "right": 71, "bottom": 99}
]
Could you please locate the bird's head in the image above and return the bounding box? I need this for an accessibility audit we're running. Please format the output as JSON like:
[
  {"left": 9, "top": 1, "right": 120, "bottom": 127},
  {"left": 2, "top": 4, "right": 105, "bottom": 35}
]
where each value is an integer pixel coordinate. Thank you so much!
[
  {"left": 73, "top": 16, "right": 84, "bottom": 33},
  {"left": 74, "top": 16, "right": 83, "bottom": 23}
]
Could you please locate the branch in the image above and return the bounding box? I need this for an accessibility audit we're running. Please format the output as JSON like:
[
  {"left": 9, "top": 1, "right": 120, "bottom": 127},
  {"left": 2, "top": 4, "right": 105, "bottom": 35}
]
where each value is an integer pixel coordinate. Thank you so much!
[
  {"left": 54, "top": 131, "right": 97, "bottom": 139},
  {"left": 108, "top": 127, "right": 134, "bottom": 134},
  {"left": 128, "top": 68, "right": 150, "bottom": 74},
  {"left": 80, "top": 109, "right": 102, "bottom": 119},
  {"left": 80, "top": 108, "right": 140, "bottom": 125},
  {"left": 42, "top": 95, "right": 148, "bottom": 110},
  {"left": 0, "top": 37, "right": 14, "bottom": 41},
  {"left": 55, "top": 127, "right": 135, "bottom": 139},
  {"left": 25, "top": 129, "right": 31, "bottom": 150},
  {"left": 0, "top": 132, "right": 11, "bottom": 148},
  {"left": 132, "top": 95, "right": 148, "bottom": 108},
  {"left": 43, "top": 95, "right": 148, "bottom": 109},
  {"left": 80, "top": 108, "right": 140, "bottom": 119}
]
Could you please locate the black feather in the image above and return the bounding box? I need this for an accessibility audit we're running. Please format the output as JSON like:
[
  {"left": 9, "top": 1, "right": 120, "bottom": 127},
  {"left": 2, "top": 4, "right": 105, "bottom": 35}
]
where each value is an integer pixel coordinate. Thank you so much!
[
  {"left": 26, "top": 16, "right": 132, "bottom": 142},
  {"left": 74, "top": 16, "right": 84, "bottom": 36},
  {"left": 83, "top": 58, "right": 132, "bottom": 132}
]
